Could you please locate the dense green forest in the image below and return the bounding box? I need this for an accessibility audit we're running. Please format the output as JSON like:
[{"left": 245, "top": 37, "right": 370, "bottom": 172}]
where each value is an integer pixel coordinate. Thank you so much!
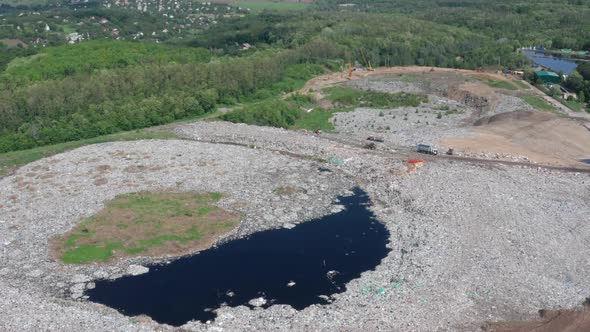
[
  {"left": 0, "top": 0, "right": 589, "bottom": 153},
  {"left": 1, "top": 41, "right": 210, "bottom": 86},
  {"left": 313, "top": 0, "right": 590, "bottom": 50}
]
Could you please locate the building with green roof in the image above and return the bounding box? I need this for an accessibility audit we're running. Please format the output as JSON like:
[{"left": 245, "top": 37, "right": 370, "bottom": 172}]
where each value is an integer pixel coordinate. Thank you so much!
[{"left": 534, "top": 71, "right": 561, "bottom": 84}]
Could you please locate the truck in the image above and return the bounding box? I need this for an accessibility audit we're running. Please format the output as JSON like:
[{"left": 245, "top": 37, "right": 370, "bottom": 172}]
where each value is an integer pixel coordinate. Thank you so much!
[{"left": 417, "top": 144, "right": 438, "bottom": 155}]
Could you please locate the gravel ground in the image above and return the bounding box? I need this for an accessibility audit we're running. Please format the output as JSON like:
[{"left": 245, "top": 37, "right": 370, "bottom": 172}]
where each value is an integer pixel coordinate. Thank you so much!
[
  {"left": 330, "top": 95, "right": 471, "bottom": 146},
  {"left": 0, "top": 139, "right": 353, "bottom": 331},
  {"left": 344, "top": 78, "right": 425, "bottom": 94},
  {"left": 493, "top": 95, "right": 534, "bottom": 114},
  {"left": 2, "top": 121, "right": 589, "bottom": 332}
]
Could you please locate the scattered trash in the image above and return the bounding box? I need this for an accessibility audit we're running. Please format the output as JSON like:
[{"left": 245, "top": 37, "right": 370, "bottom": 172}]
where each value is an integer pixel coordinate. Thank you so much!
[
  {"left": 226, "top": 291, "right": 235, "bottom": 297},
  {"left": 407, "top": 159, "right": 425, "bottom": 164},
  {"left": 127, "top": 264, "right": 149, "bottom": 276},
  {"left": 287, "top": 281, "right": 296, "bottom": 287},
  {"left": 248, "top": 296, "right": 267, "bottom": 307},
  {"left": 330, "top": 205, "right": 345, "bottom": 213}
]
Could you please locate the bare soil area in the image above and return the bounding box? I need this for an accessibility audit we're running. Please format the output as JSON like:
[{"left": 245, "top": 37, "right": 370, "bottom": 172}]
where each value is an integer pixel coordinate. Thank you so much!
[
  {"left": 442, "top": 111, "right": 590, "bottom": 167},
  {"left": 484, "top": 303, "right": 590, "bottom": 332}
]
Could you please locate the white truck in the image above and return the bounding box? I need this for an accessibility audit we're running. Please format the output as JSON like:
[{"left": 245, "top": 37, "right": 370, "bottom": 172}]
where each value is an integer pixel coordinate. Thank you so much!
[{"left": 416, "top": 144, "right": 438, "bottom": 155}]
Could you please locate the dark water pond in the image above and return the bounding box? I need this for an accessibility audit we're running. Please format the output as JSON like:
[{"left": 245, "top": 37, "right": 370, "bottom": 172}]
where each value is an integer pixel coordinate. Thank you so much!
[
  {"left": 86, "top": 188, "right": 391, "bottom": 326},
  {"left": 523, "top": 50, "right": 578, "bottom": 75}
]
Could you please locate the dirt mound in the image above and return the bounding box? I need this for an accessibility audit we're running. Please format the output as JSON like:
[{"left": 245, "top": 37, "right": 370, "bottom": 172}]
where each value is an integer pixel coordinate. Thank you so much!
[
  {"left": 483, "top": 302, "right": 590, "bottom": 332},
  {"left": 447, "top": 84, "right": 492, "bottom": 116},
  {"left": 442, "top": 110, "right": 590, "bottom": 167},
  {"left": 473, "top": 110, "right": 553, "bottom": 126}
]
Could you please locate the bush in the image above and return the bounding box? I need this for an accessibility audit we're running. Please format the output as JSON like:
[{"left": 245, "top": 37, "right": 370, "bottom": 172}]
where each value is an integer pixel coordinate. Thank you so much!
[{"left": 220, "top": 99, "right": 302, "bottom": 128}]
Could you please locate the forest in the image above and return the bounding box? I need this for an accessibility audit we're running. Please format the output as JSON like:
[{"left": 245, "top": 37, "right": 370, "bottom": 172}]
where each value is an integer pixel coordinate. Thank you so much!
[{"left": 0, "top": 0, "right": 589, "bottom": 153}]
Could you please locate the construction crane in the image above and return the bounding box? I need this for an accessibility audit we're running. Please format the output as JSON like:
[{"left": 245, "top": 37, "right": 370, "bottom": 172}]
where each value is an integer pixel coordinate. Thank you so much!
[{"left": 359, "top": 48, "right": 374, "bottom": 71}]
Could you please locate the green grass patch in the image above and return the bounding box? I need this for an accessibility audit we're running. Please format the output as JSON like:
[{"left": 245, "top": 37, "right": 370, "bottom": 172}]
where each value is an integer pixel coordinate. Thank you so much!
[
  {"left": 220, "top": 97, "right": 352, "bottom": 132},
  {"left": 513, "top": 80, "right": 531, "bottom": 89},
  {"left": 0, "top": 128, "right": 177, "bottom": 177},
  {"left": 53, "top": 192, "right": 240, "bottom": 264},
  {"left": 323, "top": 86, "right": 427, "bottom": 108},
  {"left": 561, "top": 99, "right": 585, "bottom": 112},
  {"left": 520, "top": 95, "right": 557, "bottom": 112},
  {"left": 61, "top": 242, "right": 123, "bottom": 264},
  {"left": 197, "top": 207, "right": 214, "bottom": 217},
  {"left": 291, "top": 109, "right": 337, "bottom": 131},
  {"left": 487, "top": 79, "right": 518, "bottom": 91},
  {"left": 234, "top": 0, "right": 308, "bottom": 12}
]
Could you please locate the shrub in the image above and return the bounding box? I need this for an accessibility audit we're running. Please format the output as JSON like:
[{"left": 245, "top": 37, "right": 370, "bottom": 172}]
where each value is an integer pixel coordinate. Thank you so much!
[{"left": 220, "top": 99, "right": 301, "bottom": 128}]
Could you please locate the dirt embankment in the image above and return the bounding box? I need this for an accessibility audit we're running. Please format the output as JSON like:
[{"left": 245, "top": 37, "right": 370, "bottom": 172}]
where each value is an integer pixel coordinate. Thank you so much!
[
  {"left": 484, "top": 302, "right": 590, "bottom": 332},
  {"left": 442, "top": 111, "right": 590, "bottom": 167}
]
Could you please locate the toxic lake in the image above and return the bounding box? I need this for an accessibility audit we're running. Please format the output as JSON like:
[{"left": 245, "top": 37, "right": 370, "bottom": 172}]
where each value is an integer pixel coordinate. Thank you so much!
[{"left": 86, "top": 188, "right": 391, "bottom": 326}]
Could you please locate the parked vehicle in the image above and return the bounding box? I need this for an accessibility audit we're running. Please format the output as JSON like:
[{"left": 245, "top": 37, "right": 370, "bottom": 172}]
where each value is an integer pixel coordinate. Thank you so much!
[
  {"left": 417, "top": 144, "right": 438, "bottom": 155},
  {"left": 367, "top": 136, "right": 384, "bottom": 142}
]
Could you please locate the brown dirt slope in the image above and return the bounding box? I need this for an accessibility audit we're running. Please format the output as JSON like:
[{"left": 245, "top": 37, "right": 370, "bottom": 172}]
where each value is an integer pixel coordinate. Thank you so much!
[
  {"left": 442, "top": 111, "right": 590, "bottom": 167},
  {"left": 484, "top": 304, "right": 590, "bottom": 332}
]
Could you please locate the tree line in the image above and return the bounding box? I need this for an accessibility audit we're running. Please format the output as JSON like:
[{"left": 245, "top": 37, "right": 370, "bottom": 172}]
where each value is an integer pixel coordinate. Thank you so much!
[
  {"left": 0, "top": 11, "right": 534, "bottom": 153},
  {"left": 0, "top": 49, "right": 313, "bottom": 152}
]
